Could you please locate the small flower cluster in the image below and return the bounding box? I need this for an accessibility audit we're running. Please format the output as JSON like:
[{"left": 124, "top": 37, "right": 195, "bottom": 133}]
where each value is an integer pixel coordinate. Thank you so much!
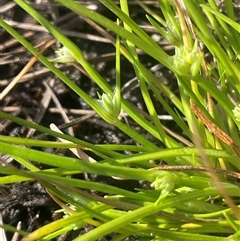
[
  {"left": 173, "top": 40, "right": 203, "bottom": 77},
  {"left": 233, "top": 104, "right": 240, "bottom": 123},
  {"left": 151, "top": 171, "right": 179, "bottom": 205},
  {"left": 96, "top": 91, "right": 121, "bottom": 124},
  {"left": 49, "top": 46, "right": 76, "bottom": 63}
]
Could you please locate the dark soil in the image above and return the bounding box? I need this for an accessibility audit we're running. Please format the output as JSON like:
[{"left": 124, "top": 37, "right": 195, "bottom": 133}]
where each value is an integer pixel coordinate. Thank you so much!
[{"left": 1, "top": 1, "right": 178, "bottom": 241}]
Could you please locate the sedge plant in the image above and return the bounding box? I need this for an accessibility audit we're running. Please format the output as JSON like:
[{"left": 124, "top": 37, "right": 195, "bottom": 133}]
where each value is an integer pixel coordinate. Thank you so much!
[{"left": 0, "top": 0, "right": 240, "bottom": 240}]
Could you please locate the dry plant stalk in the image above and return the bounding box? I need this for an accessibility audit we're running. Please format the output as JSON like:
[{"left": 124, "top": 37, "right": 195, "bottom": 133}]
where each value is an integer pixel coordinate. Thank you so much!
[{"left": 190, "top": 100, "right": 240, "bottom": 158}]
